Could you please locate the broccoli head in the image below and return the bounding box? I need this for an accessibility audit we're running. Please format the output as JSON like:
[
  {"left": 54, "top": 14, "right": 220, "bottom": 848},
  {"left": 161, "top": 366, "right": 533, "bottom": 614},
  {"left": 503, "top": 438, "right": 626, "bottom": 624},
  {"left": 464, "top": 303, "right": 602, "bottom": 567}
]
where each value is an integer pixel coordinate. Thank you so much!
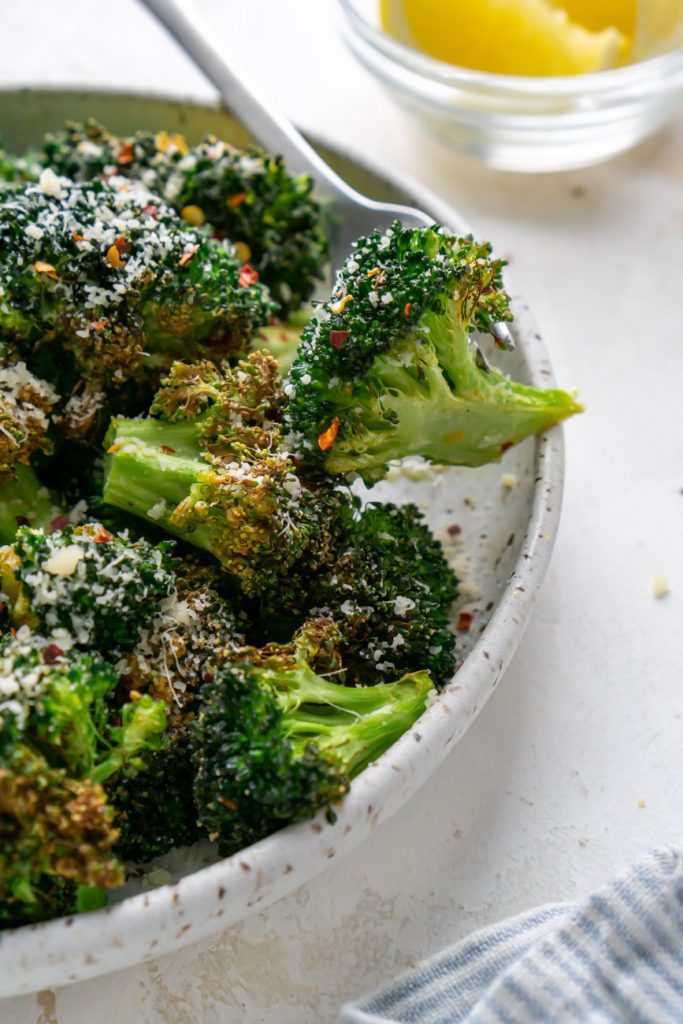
[
  {"left": 0, "top": 631, "right": 167, "bottom": 925},
  {"left": 0, "top": 173, "right": 274, "bottom": 437},
  {"left": 0, "top": 630, "right": 167, "bottom": 783},
  {"left": 110, "top": 735, "right": 198, "bottom": 864},
  {"left": 0, "top": 362, "right": 58, "bottom": 482},
  {"left": 311, "top": 501, "right": 459, "bottom": 687},
  {"left": 0, "top": 361, "right": 62, "bottom": 544},
  {"left": 111, "top": 555, "right": 246, "bottom": 861},
  {"left": 284, "top": 222, "right": 582, "bottom": 481},
  {"left": 117, "top": 553, "right": 247, "bottom": 719},
  {"left": 192, "top": 659, "right": 434, "bottom": 854},
  {"left": 38, "top": 120, "right": 329, "bottom": 315},
  {"left": 103, "top": 356, "right": 344, "bottom": 599},
  {"left": 0, "top": 522, "right": 175, "bottom": 654},
  {"left": 0, "top": 745, "right": 122, "bottom": 926}
]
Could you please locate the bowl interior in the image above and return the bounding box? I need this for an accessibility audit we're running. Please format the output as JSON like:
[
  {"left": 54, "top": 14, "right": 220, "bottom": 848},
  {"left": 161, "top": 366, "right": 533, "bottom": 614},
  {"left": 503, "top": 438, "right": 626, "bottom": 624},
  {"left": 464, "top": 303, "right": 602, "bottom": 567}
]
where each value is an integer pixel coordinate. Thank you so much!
[{"left": 0, "top": 89, "right": 562, "bottom": 996}]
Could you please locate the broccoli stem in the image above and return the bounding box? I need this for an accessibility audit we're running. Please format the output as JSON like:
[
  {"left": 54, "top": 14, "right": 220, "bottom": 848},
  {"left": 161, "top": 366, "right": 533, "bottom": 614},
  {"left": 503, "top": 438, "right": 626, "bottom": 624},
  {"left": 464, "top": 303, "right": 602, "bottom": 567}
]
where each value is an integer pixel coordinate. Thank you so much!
[
  {"left": 325, "top": 310, "right": 582, "bottom": 476},
  {"left": 274, "top": 665, "right": 434, "bottom": 777},
  {"left": 103, "top": 419, "right": 203, "bottom": 528},
  {"left": 91, "top": 696, "right": 167, "bottom": 784},
  {"left": 0, "top": 465, "right": 60, "bottom": 544}
]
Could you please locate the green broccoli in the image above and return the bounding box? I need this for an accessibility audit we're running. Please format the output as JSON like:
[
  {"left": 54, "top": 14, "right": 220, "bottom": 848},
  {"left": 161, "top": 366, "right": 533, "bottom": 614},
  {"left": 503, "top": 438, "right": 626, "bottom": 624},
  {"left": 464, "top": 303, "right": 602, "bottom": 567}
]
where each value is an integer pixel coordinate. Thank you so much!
[
  {"left": 284, "top": 222, "right": 582, "bottom": 481},
  {"left": 253, "top": 307, "right": 308, "bottom": 376},
  {"left": 0, "top": 632, "right": 167, "bottom": 925},
  {"left": 0, "top": 362, "right": 62, "bottom": 543},
  {"left": 0, "top": 465, "right": 61, "bottom": 547},
  {"left": 102, "top": 355, "right": 344, "bottom": 599},
  {"left": 192, "top": 659, "right": 434, "bottom": 854},
  {"left": 0, "top": 745, "right": 122, "bottom": 926},
  {"left": 0, "top": 522, "right": 175, "bottom": 654},
  {"left": 0, "top": 174, "right": 274, "bottom": 441},
  {"left": 111, "top": 556, "right": 247, "bottom": 861},
  {"left": 310, "top": 501, "right": 459, "bottom": 687},
  {"left": 37, "top": 120, "right": 329, "bottom": 315}
]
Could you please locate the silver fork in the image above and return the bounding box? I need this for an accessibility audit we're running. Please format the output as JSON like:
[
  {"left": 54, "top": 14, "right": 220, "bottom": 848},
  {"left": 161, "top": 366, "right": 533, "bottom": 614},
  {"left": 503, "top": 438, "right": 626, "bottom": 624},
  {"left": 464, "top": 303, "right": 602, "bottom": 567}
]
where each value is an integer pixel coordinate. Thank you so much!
[{"left": 139, "top": 0, "right": 514, "bottom": 354}]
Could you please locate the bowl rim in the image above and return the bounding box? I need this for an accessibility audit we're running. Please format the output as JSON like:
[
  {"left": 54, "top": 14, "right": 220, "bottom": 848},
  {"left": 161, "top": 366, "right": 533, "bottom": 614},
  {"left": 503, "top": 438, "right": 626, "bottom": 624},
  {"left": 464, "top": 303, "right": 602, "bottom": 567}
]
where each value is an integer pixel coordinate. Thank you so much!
[
  {"left": 0, "top": 86, "right": 566, "bottom": 997},
  {"left": 338, "top": 0, "right": 683, "bottom": 96}
]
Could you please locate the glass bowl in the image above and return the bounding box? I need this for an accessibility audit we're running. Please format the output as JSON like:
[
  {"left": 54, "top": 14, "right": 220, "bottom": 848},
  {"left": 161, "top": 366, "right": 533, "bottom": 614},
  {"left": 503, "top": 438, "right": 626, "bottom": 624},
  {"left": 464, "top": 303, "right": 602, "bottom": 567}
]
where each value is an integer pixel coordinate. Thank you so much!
[{"left": 338, "top": 0, "right": 683, "bottom": 172}]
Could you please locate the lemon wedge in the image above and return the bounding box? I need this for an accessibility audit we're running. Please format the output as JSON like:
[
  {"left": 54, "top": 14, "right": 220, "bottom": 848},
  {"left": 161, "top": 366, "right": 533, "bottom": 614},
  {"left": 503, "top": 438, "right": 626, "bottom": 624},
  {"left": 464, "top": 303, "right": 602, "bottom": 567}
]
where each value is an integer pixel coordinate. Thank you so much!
[
  {"left": 634, "top": 0, "right": 683, "bottom": 58},
  {"left": 380, "top": 0, "right": 628, "bottom": 76},
  {"left": 548, "top": 0, "right": 638, "bottom": 37}
]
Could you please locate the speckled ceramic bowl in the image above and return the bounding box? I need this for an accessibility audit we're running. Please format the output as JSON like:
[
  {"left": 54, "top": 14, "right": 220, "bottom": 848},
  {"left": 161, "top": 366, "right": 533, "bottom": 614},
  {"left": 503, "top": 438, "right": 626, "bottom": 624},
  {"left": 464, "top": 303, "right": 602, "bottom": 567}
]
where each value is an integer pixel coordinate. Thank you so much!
[{"left": 0, "top": 89, "right": 565, "bottom": 998}]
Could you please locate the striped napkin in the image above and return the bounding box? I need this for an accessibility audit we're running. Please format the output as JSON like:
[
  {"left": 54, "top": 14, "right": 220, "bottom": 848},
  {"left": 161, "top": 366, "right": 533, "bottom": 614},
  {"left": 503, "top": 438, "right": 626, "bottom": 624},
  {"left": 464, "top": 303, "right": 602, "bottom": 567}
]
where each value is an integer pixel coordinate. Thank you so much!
[{"left": 340, "top": 848, "right": 683, "bottom": 1023}]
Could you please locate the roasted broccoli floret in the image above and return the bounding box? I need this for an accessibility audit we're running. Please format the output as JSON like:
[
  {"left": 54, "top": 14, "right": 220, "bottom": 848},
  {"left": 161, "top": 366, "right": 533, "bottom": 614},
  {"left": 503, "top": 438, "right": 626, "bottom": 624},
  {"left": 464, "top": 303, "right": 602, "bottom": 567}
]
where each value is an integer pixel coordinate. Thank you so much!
[
  {"left": 103, "top": 355, "right": 344, "bottom": 599},
  {"left": 0, "top": 745, "right": 121, "bottom": 926},
  {"left": 0, "top": 363, "right": 58, "bottom": 477},
  {"left": 310, "top": 501, "right": 459, "bottom": 687},
  {"left": 284, "top": 222, "right": 582, "bottom": 481},
  {"left": 0, "top": 632, "right": 167, "bottom": 925},
  {"left": 0, "top": 362, "right": 62, "bottom": 543},
  {"left": 0, "top": 523, "right": 175, "bottom": 654},
  {"left": 0, "top": 174, "right": 274, "bottom": 439},
  {"left": 230, "top": 617, "right": 345, "bottom": 677},
  {"left": 192, "top": 659, "right": 434, "bottom": 854},
  {"left": 38, "top": 120, "right": 329, "bottom": 315},
  {"left": 110, "top": 737, "right": 197, "bottom": 864},
  {"left": 111, "top": 555, "right": 246, "bottom": 861}
]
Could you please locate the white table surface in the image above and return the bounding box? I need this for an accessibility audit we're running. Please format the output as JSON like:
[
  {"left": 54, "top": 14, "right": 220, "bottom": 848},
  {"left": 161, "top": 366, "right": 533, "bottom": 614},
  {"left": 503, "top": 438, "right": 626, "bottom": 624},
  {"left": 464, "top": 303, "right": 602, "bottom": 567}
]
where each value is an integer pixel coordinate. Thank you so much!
[{"left": 3, "top": 2, "right": 683, "bottom": 1021}]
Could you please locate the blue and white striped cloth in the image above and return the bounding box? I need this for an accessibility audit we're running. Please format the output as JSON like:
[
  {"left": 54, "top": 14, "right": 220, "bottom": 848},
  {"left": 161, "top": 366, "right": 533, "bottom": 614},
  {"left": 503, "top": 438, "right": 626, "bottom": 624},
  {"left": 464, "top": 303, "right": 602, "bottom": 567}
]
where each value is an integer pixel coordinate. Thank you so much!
[{"left": 341, "top": 848, "right": 683, "bottom": 1023}]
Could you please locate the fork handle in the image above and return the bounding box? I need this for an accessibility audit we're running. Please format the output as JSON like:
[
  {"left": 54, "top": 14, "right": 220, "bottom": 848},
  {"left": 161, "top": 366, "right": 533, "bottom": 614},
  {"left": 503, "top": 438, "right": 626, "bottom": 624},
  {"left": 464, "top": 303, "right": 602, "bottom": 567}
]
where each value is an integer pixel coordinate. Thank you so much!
[{"left": 139, "top": 0, "right": 357, "bottom": 202}]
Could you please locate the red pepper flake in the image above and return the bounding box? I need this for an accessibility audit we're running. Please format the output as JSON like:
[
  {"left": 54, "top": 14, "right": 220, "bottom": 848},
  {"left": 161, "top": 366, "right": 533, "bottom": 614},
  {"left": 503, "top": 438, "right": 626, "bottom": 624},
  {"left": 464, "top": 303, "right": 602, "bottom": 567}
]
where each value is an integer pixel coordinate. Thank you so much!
[
  {"left": 107, "top": 441, "right": 123, "bottom": 454},
  {"left": 238, "top": 264, "right": 260, "bottom": 288},
  {"left": 404, "top": 302, "right": 412, "bottom": 318},
  {"left": 114, "top": 235, "right": 131, "bottom": 257},
  {"left": 142, "top": 204, "right": 159, "bottom": 219},
  {"left": 329, "top": 330, "right": 350, "bottom": 349},
  {"left": 43, "top": 644, "right": 65, "bottom": 665},
  {"left": 373, "top": 270, "right": 387, "bottom": 291},
  {"left": 72, "top": 230, "right": 85, "bottom": 242},
  {"left": 227, "top": 191, "right": 247, "bottom": 208},
  {"left": 178, "top": 244, "right": 200, "bottom": 268},
  {"left": 115, "top": 142, "right": 135, "bottom": 165},
  {"left": 318, "top": 416, "right": 340, "bottom": 452},
  {"left": 14, "top": 516, "right": 30, "bottom": 527},
  {"left": 457, "top": 611, "right": 473, "bottom": 632},
  {"left": 48, "top": 514, "right": 70, "bottom": 533},
  {"left": 90, "top": 319, "right": 107, "bottom": 332},
  {"left": 219, "top": 796, "right": 238, "bottom": 810},
  {"left": 501, "top": 441, "right": 514, "bottom": 453},
  {"left": 447, "top": 523, "right": 461, "bottom": 537},
  {"left": 10, "top": 627, "right": 17, "bottom": 639},
  {"left": 366, "top": 267, "right": 380, "bottom": 278},
  {"left": 160, "top": 444, "right": 176, "bottom": 454},
  {"left": 92, "top": 527, "right": 112, "bottom": 544}
]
